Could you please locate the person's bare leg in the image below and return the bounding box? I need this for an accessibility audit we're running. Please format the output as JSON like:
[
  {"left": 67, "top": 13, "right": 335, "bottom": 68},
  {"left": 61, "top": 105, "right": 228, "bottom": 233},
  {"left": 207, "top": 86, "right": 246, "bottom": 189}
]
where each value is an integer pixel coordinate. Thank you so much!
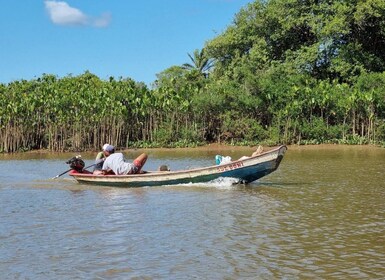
[
  {"left": 133, "top": 153, "right": 148, "bottom": 173},
  {"left": 252, "top": 145, "right": 264, "bottom": 157}
]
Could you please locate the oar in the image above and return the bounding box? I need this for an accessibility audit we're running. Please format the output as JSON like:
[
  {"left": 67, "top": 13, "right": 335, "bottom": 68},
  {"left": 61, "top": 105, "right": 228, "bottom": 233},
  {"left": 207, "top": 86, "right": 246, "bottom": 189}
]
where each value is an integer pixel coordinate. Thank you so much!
[{"left": 52, "top": 169, "right": 72, "bottom": 179}]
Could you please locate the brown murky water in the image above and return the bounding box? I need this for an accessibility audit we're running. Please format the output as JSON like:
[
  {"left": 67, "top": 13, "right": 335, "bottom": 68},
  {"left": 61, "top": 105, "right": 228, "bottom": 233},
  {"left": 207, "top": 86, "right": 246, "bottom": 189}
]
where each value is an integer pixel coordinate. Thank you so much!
[{"left": 0, "top": 145, "right": 384, "bottom": 279}]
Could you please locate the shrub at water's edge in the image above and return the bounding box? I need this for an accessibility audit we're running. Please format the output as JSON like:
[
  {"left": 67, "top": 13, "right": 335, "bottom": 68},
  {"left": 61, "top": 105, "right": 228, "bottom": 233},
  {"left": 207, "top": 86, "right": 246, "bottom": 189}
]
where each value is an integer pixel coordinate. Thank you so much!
[{"left": 0, "top": 71, "right": 384, "bottom": 152}]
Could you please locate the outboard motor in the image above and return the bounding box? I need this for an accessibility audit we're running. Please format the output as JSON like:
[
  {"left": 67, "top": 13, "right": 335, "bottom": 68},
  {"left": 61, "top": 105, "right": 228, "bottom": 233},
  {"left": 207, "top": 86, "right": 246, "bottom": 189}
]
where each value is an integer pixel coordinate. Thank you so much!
[{"left": 66, "top": 155, "right": 85, "bottom": 172}]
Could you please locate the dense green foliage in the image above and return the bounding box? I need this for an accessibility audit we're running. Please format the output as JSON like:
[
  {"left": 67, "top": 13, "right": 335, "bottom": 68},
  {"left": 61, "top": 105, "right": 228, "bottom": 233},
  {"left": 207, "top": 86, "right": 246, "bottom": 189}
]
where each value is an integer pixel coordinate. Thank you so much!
[
  {"left": 0, "top": 73, "right": 152, "bottom": 152},
  {"left": 1, "top": 0, "right": 385, "bottom": 152}
]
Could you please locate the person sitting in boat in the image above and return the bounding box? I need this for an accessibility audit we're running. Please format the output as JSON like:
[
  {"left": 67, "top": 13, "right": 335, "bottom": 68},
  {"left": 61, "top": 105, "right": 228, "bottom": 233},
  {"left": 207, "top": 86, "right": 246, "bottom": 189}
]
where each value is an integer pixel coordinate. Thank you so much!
[
  {"left": 237, "top": 145, "right": 264, "bottom": 161},
  {"left": 99, "top": 145, "right": 148, "bottom": 175},
  {"left": 93, "top": 143, "right": 110, "bottom": 174},
  {"left": 216, "top": 145, "right": 264, "bottom": 164}
]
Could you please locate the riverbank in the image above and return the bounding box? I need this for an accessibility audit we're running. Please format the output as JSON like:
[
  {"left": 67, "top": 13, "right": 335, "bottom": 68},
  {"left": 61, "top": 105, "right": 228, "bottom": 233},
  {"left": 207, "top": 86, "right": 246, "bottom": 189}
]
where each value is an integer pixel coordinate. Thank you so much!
[
  {"left": 4, "top": 142, "right": 385, "bottom": 155},
  {"left": 127, "top": 143, "right": 385, "bottom": 152}
]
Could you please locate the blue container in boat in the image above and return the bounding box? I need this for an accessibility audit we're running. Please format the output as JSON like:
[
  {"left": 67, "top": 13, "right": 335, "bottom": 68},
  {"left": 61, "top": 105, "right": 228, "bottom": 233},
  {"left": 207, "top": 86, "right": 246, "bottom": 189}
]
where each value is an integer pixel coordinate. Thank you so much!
[{"left": 215, "top": 155, "right": 223, "bottom": 165}]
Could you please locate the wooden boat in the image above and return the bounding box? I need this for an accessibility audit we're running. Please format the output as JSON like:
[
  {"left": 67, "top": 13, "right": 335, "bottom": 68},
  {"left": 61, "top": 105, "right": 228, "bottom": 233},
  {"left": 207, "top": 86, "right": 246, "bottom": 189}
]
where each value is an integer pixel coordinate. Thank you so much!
[{"left": 69, "top": 145, "right": 287, "bottom": 187}]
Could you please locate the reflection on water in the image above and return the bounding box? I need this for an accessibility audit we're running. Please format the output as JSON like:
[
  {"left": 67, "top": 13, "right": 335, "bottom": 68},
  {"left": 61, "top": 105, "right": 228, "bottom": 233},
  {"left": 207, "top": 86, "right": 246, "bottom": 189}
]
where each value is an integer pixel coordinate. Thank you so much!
[{"left": 0, "top": 146, "right": 384, "bottom": 279}]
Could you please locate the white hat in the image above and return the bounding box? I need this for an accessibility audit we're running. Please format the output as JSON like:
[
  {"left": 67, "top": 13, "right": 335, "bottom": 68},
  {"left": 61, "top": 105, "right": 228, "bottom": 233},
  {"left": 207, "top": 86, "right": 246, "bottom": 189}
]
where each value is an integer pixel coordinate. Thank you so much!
[
  {"left": 104, "top": 145, "right": 115, "bottom": 153},
  {"left": 102, "top": 143, "right": 110, "bottom": 151}
]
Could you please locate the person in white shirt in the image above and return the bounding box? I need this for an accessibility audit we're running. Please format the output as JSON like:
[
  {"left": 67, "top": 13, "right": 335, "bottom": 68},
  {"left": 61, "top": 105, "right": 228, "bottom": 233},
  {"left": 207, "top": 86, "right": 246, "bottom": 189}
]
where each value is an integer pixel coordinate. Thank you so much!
[{"left": 101, "top": 145, "right": 147, "bottom": 175}]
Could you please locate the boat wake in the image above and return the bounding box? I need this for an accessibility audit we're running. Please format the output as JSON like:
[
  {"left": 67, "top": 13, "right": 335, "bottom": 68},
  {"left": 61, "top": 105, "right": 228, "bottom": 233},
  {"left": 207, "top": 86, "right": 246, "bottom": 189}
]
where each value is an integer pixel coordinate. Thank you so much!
[{"left": 171, "top": 177, "right": 241, "bottom": 190}]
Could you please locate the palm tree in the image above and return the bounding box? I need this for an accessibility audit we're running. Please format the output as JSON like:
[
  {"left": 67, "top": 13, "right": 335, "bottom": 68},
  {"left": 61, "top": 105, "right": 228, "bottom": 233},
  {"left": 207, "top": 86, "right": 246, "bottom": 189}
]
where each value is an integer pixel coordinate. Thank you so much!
[{"left": 182, "top": 49, "right": 214, "bottom": 77}]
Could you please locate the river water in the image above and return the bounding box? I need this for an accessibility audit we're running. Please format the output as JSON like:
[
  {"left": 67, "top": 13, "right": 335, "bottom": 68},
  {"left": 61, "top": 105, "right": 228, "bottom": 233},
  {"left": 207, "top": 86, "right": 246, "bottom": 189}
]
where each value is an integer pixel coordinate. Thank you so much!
[{"left": 0, "top": 145, "right": 384, "bottom": 279}]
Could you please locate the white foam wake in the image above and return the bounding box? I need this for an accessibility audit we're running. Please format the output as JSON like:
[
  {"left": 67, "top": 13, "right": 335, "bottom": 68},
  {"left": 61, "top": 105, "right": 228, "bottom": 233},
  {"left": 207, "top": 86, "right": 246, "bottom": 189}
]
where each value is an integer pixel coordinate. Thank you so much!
[{"left": 172, "top": 177, "right": 241, "bottom": 190}]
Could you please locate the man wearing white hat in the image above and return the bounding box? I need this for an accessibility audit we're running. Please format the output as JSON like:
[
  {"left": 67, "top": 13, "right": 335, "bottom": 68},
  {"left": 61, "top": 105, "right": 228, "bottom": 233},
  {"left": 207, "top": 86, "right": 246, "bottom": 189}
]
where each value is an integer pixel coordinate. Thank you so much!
[{"left": 101, "top": 145, "right": 148, "bottom": 175}]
